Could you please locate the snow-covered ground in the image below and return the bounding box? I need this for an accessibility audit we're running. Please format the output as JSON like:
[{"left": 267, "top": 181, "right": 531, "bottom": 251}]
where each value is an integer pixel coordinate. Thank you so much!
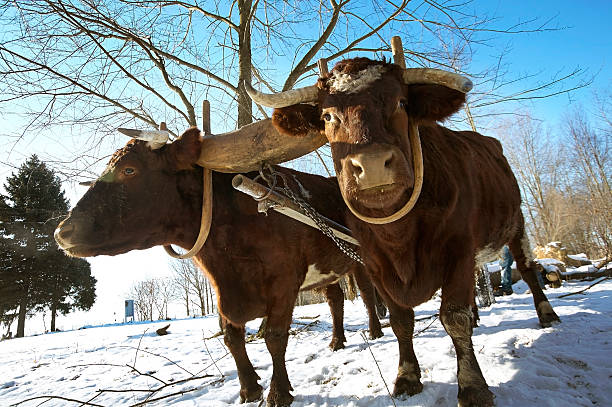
[{"left": 1, "top": 277, "right": 611, "bottom": 407}]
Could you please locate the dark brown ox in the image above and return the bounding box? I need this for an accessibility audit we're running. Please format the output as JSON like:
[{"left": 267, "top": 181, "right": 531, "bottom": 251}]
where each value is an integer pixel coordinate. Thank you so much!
[
  {"left": 54, "top": 128, "right": 384, "bottom": 407},
  {"left": 246, "top": 57, "right": 561, "bottom": 406}
]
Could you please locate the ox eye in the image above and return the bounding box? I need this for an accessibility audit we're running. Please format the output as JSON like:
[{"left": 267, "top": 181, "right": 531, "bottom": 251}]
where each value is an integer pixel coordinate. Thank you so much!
[
  {"left": 322, "top": 113, "right": 332, "bottom": 122},
  {"left": 123, "top": 167, "right": 135, "bottom": 176},
  {"left": 398, "top": 100, "right": 407, "bottom": 110}
]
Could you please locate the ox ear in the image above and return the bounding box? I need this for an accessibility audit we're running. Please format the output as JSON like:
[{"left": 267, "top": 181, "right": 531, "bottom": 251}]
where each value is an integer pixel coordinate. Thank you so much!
[
  {"left": 167, "top": 127, "right": 203, "bottom": 170},
  {"left": 404, "top": 84, "right": 466, "bottom": 122},
  {"left": 272, "top": 104, "right": 324, "bottom": 137}
]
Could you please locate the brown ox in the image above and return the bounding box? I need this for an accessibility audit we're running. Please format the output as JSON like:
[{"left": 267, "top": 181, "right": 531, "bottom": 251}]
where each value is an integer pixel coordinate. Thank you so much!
[
  {"left": 54, "top": 128, "right": 384, "bottom": 407},
  {"left": 246, "top": 57, "right": 561, "bottom": 406}
]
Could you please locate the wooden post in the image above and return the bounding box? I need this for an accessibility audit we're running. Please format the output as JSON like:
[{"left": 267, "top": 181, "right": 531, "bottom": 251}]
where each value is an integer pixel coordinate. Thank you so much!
[
  {"left": 391, "top": 36, "right": 406, "bottom": 69},
  {"left": 202, "top": 100, "right": 211, "bottom": 135},
  {"left": 317, "top": 58, "right": 329, "bottom": 77}
]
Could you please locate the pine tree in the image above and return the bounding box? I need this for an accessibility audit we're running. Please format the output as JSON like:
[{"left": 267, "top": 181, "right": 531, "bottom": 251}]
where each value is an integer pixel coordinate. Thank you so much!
[
  {"left": 37, "top": 252, "right": 96, "bottom": 332},
  {"left": 1, "top": 155, "right": 96, "bottom": 336}
]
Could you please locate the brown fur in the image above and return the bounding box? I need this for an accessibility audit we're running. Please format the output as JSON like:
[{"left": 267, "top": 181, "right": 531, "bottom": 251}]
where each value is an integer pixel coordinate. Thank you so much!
[
  {"left": 271, "top": 57, "right": 561, "bottom": 406},
  {"left": 55, "top": 128, "right": 384, "bottom": 406}
]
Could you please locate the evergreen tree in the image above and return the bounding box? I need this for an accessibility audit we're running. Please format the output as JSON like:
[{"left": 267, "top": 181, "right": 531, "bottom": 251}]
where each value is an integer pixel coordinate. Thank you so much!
[
  {"left": 37, "top": 252, "right": 96, "bottom": 332},
  {"left": 0, "top": 155, "right": 96, "bottom": 336}
]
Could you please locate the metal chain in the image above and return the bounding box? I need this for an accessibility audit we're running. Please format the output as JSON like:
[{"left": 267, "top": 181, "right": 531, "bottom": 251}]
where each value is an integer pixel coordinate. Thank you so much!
[{"left": 259, "top": 166, "right": 365, "bottom": 265}]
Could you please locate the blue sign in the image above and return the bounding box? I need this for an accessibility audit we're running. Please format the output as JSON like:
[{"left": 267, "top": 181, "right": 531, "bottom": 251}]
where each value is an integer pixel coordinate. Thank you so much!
[{"left": 125, "top": 300, "right": 134, "bottom": 318}]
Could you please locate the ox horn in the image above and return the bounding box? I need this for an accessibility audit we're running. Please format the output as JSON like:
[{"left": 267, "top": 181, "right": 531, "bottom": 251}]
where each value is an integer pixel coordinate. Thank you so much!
[
  {"left": 117, "top": 127, "right": 169, "bottom": 149},
  {"left": 402, "top": 68, "right": 473, "bottom": 93},
  {"left": 244, "top": 80, "right": 319, "bottom": 109},
  {"left": 391, "top": 36, "right": 473, "bottom": 93}
]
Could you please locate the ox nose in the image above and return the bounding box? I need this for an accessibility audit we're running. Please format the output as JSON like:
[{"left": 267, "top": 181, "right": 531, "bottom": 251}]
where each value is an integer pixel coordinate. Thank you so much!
[
  {"left": 54, "top": 221, "right": 74, "bottom": 248},
  {"left": 345, "top": 148, "right": 396, "bottom": 190}
]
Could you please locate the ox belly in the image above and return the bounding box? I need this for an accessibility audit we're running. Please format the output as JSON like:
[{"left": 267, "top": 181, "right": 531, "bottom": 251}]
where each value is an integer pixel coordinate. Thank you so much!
[{"left": 300, "top": 264, "right": 343, "bottom": 291}]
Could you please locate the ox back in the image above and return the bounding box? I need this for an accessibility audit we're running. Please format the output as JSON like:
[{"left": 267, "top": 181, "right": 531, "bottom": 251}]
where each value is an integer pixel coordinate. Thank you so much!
[{"left": 54, "top": 129, "right": 383, "bottom": 407}]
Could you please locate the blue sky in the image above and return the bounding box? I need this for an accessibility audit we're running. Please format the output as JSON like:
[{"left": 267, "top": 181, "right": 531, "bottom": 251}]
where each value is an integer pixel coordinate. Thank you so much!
[{"left": 469, "top": 0, "right": 611, "bottom": 125}]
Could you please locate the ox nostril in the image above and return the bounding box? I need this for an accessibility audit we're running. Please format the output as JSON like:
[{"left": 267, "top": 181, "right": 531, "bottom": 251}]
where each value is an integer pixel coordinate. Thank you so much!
[
  {"left": 349, "top": 158, "right": 364, "bottom": 177},
  {"left": 384, "top": 152, "right": 394, "bottom": 169}
]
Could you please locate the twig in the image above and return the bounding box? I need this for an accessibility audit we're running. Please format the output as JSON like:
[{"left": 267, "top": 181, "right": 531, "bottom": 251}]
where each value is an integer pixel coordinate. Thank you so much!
[
  {"left": 360, "top": 331, "right": 397, "bottom": 407},
  {"left": 557, "top": 277, "right": 611, "bottom": 298},
  {"left": 293, "top": 319, "right": 320, "bottom": 334},
  {"left": 105, "top": 346, "right": 194, "bottom": 376},
  {"left": 415, "top": 313, "right": 439, "bottom": 322},
  {"left": 202, "top": 331, "right": 225, "bottom": 377},
  {"left": 133, "top": 329, "right": 149, "bottom": 368},
  {"left": 413, "top": 315, "right": 440, "bottom": 337},
  {"left": 11, "top": 396, "right": 104, "bottom": 406}
]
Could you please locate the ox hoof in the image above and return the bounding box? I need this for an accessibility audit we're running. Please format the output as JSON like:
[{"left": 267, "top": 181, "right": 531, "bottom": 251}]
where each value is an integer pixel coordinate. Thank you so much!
[
  {"left": 239, "top": 384, "right": 263, "bottom": 403},
  {"left": 266, "top": 389, "right": 294, "bottom": 407},
  {"left": 329, "top": 337, "right": 346, "bottom": 351},
  {"left": 392, "top": 377, "right": 423, "bottom": 397},
  {"left": 457, "top": 385, "right": 495, "bottom": 407},
  {"left": 536, "top": 302, "right": 561, "bottom": 328},
  {"left": 369, "top": 328, "right": 384, "bottom": 340}
]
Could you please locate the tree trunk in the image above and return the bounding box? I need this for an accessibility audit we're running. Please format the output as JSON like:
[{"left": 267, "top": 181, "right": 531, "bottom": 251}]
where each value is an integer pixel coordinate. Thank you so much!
[
  {"left": 16, "top": 297, "right": 27, "bottom": 338},
  {"left": 50, "top": 304, "right": 57, "bottom": 332},
  {"left": 185, "top": 290, "right": 190, "bottom": 317},
  {"left": 237, "top": 0, "right": 253, "bottom": 127}
]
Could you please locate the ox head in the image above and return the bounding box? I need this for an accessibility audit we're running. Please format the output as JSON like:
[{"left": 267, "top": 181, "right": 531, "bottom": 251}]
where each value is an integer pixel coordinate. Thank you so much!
[
  {"left": 54, "top": 128, "right": 205, "bottom": 257},
  {"left": 246, "top": 50, "right": 472, "bottom": 224}
]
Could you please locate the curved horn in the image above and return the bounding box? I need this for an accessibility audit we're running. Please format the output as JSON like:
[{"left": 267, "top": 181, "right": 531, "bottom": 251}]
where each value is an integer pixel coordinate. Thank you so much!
[
  {"left": 402, "top": 68, "right": 473, "bottom": 93},
  {"left": 244, "top": 81, "right": 319, "bottom": 108},
  {"left": 117, "top": 128, "right": 169, "bottom": 150},
  {"left": 197, "top": 118, "right": 326, "bottom": 173}
]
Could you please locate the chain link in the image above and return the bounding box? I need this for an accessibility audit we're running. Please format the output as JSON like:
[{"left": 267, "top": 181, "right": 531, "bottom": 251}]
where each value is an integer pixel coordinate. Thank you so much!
[{"left": 259, "top": 166, "right": 365, "bottom": 265}]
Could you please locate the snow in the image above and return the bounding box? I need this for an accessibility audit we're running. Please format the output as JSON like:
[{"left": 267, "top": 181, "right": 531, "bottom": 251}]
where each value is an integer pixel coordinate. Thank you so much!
[{"left": 1, "top": 278, "right": 612, "bottom": 406}]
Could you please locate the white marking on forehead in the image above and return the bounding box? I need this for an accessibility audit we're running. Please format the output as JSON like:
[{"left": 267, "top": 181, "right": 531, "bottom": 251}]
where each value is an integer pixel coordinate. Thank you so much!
[{"left": 328, "top": 64, "right": 388, "bottom": 94}]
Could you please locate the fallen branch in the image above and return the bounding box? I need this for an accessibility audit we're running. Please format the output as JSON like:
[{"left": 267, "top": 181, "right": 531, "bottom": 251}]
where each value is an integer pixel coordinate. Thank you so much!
[
  {"left": 557, "top": 277, "right": 611, "bottom": 298},
  {"left": 10, "top": 395, "right": 105, "bottom": 406}
]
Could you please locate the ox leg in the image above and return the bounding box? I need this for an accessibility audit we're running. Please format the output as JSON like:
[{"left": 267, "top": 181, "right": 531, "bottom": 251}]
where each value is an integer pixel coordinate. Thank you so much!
[
  {"left": 265, "top": 311, "right": 294, "bottom": 407},
  {"left": 325, "top": 282, "right": 347, "bottom": 351},
  {"left": 471, "top": 297, "right": 480, "bottom": 328},
  {"left": 441, "top": 269, "right": 494, "bottom": 407},
  {"left": 386, "top": 300, "right": 423, "bottom": 397},
  {"left": 509, "top": 229, "right": 560, "bottom": 327},
  {"left": 222, "top": 319, "right": 263, "bottom": 403},
  {"left": 352, "top": 267, "right": 384, "bottom": 339}
]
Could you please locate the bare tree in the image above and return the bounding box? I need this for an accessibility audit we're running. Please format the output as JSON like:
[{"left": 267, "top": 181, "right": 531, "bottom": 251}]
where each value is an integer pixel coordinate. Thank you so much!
[
  {"left": 153, "top": 278, "right": 175, "bottom": 320},
  {"left": 170, "top": 258, "right": 216, "bottom": 316},
  {"left": 495, "top": 113, "right": 571, "bottom": 246},
  {"left": 0, "top": 0, "right": 586, "bottom": 181},
  {"left": 170, "top": 260, "right": 191, "bottom": 317},
  {"left": 129, "top": 279, "right": 156, "bottom": 321},
  {"left": 564, "top": 106, "right": 611, "bottom": 260}
]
